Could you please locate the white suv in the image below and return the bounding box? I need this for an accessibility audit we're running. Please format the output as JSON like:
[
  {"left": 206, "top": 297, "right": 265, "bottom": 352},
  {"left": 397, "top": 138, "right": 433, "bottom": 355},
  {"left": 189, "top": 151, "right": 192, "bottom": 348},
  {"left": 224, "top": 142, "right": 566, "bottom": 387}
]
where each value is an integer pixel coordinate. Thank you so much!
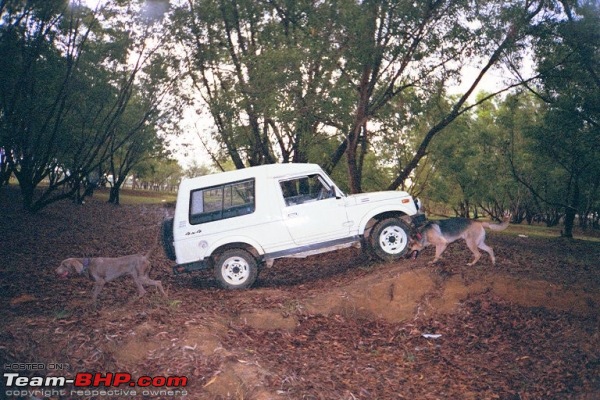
[{"left": 162, "top": 163, "right": 425, "bottom": 289}]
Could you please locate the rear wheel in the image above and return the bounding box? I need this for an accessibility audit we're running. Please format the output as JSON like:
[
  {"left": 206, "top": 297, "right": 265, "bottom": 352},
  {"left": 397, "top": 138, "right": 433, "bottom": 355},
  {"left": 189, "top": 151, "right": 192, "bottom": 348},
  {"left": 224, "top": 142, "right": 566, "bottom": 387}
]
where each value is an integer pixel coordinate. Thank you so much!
[
  {"left": 369, "top": 218, "right": 411, "bottom": 261},
  {"left": 214, "top": 249, "right": 258, "bottom": 289}
]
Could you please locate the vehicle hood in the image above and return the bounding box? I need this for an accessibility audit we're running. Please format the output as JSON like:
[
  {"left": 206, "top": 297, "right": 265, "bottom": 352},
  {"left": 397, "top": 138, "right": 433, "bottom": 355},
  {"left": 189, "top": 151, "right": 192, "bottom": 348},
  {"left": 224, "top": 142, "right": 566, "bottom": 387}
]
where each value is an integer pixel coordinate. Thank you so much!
[{"left": 346, "top": 190, "right": 412, "bottom": 205}]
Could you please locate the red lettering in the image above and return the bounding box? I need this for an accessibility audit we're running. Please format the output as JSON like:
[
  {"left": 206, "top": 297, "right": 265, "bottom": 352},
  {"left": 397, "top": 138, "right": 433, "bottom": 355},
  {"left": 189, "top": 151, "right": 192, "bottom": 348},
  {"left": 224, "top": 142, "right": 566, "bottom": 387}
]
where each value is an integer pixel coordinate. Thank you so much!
[
  {"left": 152, "top": 376, "right": 166, "bottom": 386},
  {"left": 74, "top": 373, "right": 92, "bottom": 387},
  {"left": 137, "top": 376, "right": 152, "bottom": 387},
  {"left": 75, "top": 372, "right": 188, "bottom": 388},
  {"left": 112, "top": 373, "right": 132, "bottom": 387},
  {"left": 167, "top": 376, "right": 188, "bottom": 387},
  {"left": 93, "top": 373, "right": 113, "bottom": 386}
]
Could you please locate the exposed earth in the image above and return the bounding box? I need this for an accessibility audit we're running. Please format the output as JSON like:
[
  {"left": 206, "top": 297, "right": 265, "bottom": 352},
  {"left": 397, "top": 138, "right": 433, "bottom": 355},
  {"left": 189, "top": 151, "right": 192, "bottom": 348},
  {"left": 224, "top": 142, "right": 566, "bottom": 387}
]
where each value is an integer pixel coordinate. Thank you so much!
[{"left": 1, "top": 187, "right": 599, "bottom": 400}]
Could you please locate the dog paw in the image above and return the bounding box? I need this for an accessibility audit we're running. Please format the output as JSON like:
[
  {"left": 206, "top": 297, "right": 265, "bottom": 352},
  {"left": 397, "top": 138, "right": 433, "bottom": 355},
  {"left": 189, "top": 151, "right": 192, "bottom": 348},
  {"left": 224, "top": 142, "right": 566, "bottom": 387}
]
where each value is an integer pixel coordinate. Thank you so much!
[{"left": 407, "top": 250, "right": 420, "bottom": 260}]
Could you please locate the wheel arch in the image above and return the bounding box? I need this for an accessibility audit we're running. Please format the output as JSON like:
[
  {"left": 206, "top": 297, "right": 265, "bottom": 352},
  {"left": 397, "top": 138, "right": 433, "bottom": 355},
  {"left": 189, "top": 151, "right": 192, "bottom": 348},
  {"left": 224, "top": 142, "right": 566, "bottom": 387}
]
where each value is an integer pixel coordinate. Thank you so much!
[
  {"left": 359, "top": 209, "right": 411, "bottom": 238},
  {"left": 209, "top": 239, "right": 263, "bottom": 263}
]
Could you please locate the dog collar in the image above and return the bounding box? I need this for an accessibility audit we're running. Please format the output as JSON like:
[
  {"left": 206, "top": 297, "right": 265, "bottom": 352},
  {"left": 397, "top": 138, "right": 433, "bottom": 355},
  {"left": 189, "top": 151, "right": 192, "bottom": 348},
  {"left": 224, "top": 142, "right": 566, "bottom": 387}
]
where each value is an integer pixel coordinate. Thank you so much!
[{"left": 82, "top": 258, "right": 90, "bottom": 273}]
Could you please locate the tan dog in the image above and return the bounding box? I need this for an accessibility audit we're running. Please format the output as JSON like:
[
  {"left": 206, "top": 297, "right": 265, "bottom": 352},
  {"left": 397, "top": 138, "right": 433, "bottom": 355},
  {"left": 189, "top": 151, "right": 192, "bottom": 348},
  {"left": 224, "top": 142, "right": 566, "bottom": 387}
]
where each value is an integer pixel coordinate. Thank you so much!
[
  {"left": 56, "top": 250, "right": 166, "bottom": 305},
  {"left": 409, "top": 215, "right": 510, "bottom": 265}
]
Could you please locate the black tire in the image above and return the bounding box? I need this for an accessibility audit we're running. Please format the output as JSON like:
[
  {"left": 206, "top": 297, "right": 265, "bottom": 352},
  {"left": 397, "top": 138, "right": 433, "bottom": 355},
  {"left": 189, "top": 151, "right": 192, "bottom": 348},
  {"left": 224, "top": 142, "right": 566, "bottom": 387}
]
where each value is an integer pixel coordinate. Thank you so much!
[
  {"left": 161, "top": 218, "right": 176, "bottom": 261},
  {"left": 214, "top": 249, "right": 258, "bottom": 289},
  {"left": 369, "top": 218, "right": 411, "bottom": 261}
]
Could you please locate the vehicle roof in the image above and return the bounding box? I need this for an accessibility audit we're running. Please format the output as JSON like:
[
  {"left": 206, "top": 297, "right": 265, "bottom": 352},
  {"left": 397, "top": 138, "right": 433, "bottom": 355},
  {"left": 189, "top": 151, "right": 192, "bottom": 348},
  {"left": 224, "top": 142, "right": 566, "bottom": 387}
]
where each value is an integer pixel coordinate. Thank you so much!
[{"left": 179, "top": 163, "right": 324, "bottom": 189}]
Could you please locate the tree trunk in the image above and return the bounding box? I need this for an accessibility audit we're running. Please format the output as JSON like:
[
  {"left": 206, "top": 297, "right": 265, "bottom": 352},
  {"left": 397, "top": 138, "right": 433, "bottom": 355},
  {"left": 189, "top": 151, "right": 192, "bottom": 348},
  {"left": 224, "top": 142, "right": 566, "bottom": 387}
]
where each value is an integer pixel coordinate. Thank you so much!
[
  {"left": 562, "top": 180, "right": 579, "bottom": 238},
  {"left": 109, "top": 185, "right": 121, "bottom": 205},
  {"left": 346, "top": 148, "right": 362, "bottom": 194},
  {"left": 20, "top": 181, "right": 35, "bottom": 212},
  {"left": 563, "top": 208, "right": 575, "bottom": 238}
]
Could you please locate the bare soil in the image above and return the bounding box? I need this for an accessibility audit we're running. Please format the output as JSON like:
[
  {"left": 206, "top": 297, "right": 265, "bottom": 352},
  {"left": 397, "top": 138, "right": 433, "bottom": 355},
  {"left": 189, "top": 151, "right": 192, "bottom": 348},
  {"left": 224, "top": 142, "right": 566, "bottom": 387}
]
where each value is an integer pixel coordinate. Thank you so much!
[{"left": 1, "top": 187, "right": 599, "bottom": 400}]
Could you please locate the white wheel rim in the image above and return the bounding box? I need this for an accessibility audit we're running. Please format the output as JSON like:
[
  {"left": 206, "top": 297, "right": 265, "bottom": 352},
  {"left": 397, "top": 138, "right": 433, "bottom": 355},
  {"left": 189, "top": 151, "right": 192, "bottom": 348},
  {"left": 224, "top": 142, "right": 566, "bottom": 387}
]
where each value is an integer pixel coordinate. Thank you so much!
[
  {"left": 379, "top": 225, "right": 407, "bottom": 254},
  {"left": 222, "top": 256, "right": 250, "bottom": 285}
]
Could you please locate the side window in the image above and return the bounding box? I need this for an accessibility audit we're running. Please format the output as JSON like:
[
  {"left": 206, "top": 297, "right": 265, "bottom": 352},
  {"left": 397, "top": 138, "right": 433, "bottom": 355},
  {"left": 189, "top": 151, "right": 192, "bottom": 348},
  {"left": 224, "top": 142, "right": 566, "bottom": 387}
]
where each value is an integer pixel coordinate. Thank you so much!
[
  {"left": 189, "top": 179, "right": 255, "bottom": 224},
  {"left": 280, "top": 174, "right": 333, "bottom": 206}
]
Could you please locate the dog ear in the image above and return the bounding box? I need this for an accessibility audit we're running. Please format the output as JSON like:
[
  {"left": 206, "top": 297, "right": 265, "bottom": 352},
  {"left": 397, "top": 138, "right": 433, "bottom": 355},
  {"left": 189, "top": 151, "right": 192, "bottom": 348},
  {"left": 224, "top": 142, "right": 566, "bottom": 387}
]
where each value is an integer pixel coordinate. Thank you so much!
[
  {"left": 67, "top": 259, "right": 85, "bottom": 274},
  {"left": 408, "top": 232, "right": 423, "bottom": 246}
]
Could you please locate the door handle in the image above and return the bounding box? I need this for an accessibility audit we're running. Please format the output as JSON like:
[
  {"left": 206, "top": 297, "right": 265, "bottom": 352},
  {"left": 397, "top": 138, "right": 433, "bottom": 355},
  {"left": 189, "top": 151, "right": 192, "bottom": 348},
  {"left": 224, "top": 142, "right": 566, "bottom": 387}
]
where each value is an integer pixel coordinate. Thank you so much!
[{"left": 288, "top": 212, "right": 298, "bottom": 217}]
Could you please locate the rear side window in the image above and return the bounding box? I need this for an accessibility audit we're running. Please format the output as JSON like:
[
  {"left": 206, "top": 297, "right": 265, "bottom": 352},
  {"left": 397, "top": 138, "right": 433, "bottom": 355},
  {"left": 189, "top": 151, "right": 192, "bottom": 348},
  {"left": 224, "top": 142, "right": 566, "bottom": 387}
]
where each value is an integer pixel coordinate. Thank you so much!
[{"left": 189, "top": 179, "right": 255, "bottom": 224}]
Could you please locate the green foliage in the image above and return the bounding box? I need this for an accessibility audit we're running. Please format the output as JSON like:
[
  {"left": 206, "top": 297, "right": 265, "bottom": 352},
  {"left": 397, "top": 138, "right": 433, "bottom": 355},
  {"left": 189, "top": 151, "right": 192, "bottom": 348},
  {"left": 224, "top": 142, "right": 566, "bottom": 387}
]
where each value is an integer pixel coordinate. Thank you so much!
[
  {"left": 184, "top": 160, "right": 213, "bottom": 179},
  {"left": 513, "top": 0, "right": 600, "bottom": 232},
  {"left": 2, "top": 0, "right": 597, "bottom": 234},
  {"left": 0, "top": 0, "right": 182, "bottom": 211},
  {"left": 175, "top": 0, "right": 558, "bottom": 196},
  {"left": 133, "top": 157, "right": 183, "bottom": 191}
]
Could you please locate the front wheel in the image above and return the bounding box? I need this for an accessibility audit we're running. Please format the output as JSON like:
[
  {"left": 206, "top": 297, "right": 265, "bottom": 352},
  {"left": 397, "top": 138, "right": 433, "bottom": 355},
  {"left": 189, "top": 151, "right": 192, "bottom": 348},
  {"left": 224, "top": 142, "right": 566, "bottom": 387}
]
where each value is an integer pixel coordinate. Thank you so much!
[
  {"left": 369, "top": 218, "right": 411, "bottom": 261},
  {"left": 214, "top": 249, "right": 258, "bottom": 289}
]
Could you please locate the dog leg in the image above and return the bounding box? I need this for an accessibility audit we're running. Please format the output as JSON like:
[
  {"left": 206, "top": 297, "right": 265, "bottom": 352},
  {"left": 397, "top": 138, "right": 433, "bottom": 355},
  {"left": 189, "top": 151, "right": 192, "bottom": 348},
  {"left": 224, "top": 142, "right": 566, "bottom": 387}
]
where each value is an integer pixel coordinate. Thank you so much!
[
  {"left": 465, "top": 240, "right": 482, "bottom": 266},
  {"left": 477, "top": 242, "right": 496, "bottom": 265},
  {"left": 132, "top": 276, "right": 147, "bottom": 298},
  {"left": 430, "top": 244, "right": 448, "bottom": 264},
  {"left": 466, "top": 253, "right": 481, "bottom": 266},
  {"left": 465, "top": 236, "right": 484, "bottom": 266},
  {"left": 140, "top": 276, "right": 167, "bottom": 297},
  {"left": 91, "top": 280, "right": 106, "bottom": 305},
  {"left": 136, "top": 260, "right": 166, "bottom": 298}
]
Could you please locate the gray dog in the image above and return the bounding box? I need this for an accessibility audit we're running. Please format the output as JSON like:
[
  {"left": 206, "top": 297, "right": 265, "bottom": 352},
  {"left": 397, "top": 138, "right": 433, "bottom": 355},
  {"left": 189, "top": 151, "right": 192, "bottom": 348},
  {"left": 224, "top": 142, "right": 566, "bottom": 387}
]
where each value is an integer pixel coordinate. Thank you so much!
[{"left": 56, "top": 249, "right": 166, "bottom": 305}]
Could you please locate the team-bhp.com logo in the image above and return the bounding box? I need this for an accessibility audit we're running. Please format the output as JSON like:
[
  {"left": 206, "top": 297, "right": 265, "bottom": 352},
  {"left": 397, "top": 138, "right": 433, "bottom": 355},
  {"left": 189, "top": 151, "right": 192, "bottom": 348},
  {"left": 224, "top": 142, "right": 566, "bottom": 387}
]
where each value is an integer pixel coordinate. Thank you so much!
[{"left": 3, "top": 370, "right": 189, "bottom": 398}]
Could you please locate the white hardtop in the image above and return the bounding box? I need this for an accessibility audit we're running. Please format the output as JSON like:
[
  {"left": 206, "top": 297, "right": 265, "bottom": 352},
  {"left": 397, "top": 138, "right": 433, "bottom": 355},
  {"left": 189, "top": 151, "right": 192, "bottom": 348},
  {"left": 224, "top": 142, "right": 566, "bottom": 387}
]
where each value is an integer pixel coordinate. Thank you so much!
[
  {"left": 167, "top": 161, "right": 424, "bottom": 287},
  {"left": 179, "top": 163, "right": 330, "bottom": 191}
]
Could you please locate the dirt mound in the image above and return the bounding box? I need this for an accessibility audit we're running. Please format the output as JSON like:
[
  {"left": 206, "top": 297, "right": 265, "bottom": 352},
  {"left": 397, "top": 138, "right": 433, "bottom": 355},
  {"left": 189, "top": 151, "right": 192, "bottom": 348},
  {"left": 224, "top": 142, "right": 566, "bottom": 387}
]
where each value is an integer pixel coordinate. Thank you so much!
[
  {"left": 304, "top": 268, "right": 435, "bottom": 321},
  {"left": 1, "top": 189, "right": 599, "bottom": 399},
  {"left": 301, "top": 268, "right": 599, "bottom": 322}
]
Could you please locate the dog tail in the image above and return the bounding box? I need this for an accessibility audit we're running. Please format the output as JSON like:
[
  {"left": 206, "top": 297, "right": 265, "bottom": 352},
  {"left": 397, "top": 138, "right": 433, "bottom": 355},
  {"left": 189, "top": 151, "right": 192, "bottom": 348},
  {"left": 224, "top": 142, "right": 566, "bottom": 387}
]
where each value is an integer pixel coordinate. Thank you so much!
[
  {"left": 145, "top": 245, "right": 155, "bottom": 259},
  {"left": 145, "top": 208, "right": 173, "bottom": 259},
  {"left": 482, "top": 213, "right": 510, "bottom": 231},
  {"left": 144, "top": 226, "right": 161, "bottom": 259}
]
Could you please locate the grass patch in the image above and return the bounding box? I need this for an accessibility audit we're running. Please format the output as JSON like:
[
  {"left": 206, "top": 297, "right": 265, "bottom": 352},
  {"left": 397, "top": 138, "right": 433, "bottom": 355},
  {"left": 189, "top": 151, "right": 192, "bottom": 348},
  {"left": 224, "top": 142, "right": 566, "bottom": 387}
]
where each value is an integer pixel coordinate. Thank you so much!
[
  {"left": 426, "top": 213, "right": 600, "bottom": 242},
  {"left": 4, "top": 182, "right": 177, "bottom": 206},
  {"left": 92, "top": 187, "right": 176, "bottom": 205},
  {"left": 504, "top": 224, "right": 562, "bottom": 239},
  {"left": 503, "top": 223, "right": 600, "bottom": 242},
  {"left": 54, "top": 309, "right": 72, "bottom": 320}
]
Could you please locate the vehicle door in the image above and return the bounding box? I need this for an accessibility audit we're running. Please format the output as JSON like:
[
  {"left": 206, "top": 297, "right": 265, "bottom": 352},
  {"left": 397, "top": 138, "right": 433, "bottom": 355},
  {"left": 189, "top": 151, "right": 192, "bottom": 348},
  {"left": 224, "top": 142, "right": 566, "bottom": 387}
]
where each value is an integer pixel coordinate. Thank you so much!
[{"left": 279, "top": 174, "right": 351, "bottom": 246}]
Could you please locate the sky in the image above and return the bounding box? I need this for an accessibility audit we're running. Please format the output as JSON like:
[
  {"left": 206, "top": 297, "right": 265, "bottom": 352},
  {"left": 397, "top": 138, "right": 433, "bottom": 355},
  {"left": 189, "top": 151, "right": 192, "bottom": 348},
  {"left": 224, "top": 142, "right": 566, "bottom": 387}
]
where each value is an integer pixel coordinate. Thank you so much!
[{"left": 78, "top": 0, "right": 104, "bottom": 9}]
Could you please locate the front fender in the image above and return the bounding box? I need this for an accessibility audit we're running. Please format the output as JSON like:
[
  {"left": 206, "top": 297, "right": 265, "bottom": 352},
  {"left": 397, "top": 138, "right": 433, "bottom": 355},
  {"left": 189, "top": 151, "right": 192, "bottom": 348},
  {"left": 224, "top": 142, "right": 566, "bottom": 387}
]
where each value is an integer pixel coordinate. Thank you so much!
[{"left": 356, "top": 206, "right": 415, "bottom": 234}]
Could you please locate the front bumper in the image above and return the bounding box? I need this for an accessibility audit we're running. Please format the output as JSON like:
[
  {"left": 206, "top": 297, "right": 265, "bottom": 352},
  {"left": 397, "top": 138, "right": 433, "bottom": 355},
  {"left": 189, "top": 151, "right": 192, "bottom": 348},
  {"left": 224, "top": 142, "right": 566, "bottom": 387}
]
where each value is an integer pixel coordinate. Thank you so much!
[{"left": 411, "top": 212, "right": 428, "bottom": 229}]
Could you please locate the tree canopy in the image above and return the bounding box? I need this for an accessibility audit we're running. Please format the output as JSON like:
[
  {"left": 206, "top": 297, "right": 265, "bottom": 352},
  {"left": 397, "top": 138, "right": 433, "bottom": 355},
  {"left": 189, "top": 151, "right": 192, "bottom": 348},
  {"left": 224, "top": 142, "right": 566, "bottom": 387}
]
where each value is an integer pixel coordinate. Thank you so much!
[
  {"left": 0, "top": 0, "right": 182, "bottom": 211},
  {"left": 1, "top": 0, "right": 598, "bottom": 230}
]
